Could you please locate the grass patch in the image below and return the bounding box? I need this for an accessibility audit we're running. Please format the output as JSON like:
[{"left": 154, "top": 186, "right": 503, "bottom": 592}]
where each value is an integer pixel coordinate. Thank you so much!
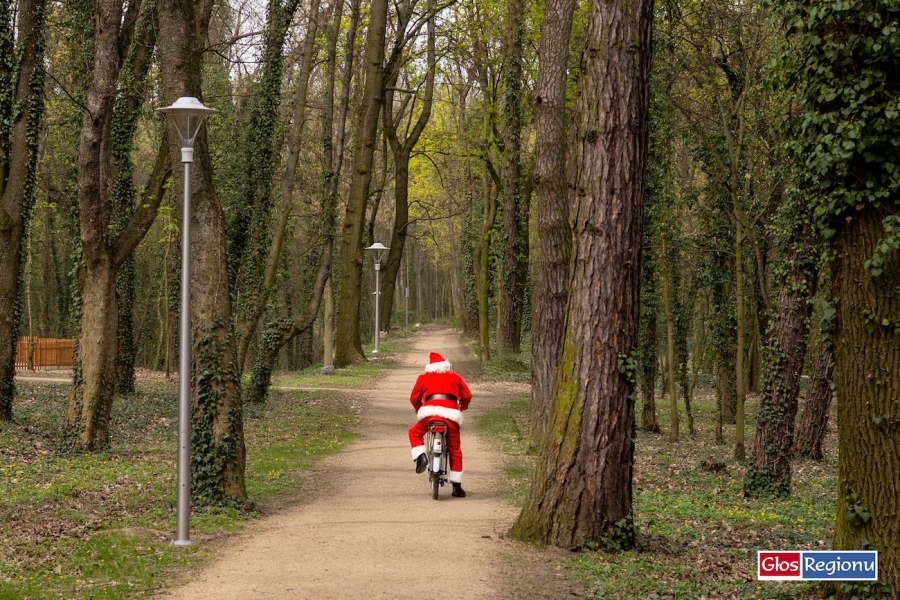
[
  {"left": 270, "top": 339, "right": 411, "bottom": 389},
  {"left": 481, "top": 384, "right": 837, "bottom": 599},
  {"left": 0, "top": 378, "right": 365, "bottom": 599},
  {"left": 480, "top": 358, "right": 531, "bottom": 383},
  {"left": 476, "top": 396, "right": 534, "bottom": 506}
]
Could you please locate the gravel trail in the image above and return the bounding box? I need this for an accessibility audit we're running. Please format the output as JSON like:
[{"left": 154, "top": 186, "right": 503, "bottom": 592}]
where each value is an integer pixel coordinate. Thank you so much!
[{"left": 157, "top": 326, "right": 526, "bottom": 599}]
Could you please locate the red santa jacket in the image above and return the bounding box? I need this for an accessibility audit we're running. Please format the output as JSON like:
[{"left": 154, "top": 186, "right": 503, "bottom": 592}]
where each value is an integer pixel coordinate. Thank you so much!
[{"left": 409, "top": 357, "right": 472, "bottom": 426}]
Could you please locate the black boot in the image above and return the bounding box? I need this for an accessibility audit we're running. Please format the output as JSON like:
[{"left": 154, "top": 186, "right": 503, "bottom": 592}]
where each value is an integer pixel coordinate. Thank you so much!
[
  {"left": 415, "top": 454, "right": 428, "bottom": 474},
  {"left": 452, "top": 483, "right": 466, "bottom": 498}
]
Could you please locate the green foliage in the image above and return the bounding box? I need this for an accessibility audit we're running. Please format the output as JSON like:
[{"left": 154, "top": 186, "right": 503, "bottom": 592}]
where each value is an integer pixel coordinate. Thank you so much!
[
  {"left": 476, "top": 396, "right": 532, "bottom": 506},
  {"left": 616, "top": 351, "right": 638, "bottom": 386},
  {"left": 227, "top": 0, "right": 300, "bottom": 294},
  {"left": 191, "top": 320, "right": 246, "bottom": 507},
  {"left": 0, "top": 379, "right": 359, "bottom": 598},
  {"left": 863, "top": 215, "right": 900, "bottom": 277},
  {"left": 776, "top": 0, "right": 900, "bottom": 233},
  {"left": 842, "top": 479, "right": 872, "bottom": 528}
]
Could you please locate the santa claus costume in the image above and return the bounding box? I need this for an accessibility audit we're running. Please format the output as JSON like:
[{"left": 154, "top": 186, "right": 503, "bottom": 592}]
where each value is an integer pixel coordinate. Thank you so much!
[{"left": 408, "top": 352, "right": 472, "bottom": 496}]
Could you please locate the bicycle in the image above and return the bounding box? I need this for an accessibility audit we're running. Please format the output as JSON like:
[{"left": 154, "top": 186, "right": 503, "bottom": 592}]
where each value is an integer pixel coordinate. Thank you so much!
[{"left": 424, "top": 420, "right": 449, "bottom": 500}]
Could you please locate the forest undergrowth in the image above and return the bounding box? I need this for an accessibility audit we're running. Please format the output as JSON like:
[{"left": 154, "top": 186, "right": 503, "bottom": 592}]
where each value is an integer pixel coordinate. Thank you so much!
[
  {"left": 0, "top": 374, "right": 370, "bottom": 599},
  {"left": 479, "top": 378, "right": 837, "bottom": 600}
]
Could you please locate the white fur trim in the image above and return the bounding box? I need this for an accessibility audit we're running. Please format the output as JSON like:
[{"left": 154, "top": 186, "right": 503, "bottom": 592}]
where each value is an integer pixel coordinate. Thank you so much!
[
  {"left": 425, "top": 360, "right": 452, "bottom": 373},
  {"left": 411, "top": 445, "right": 426, "bottom": 460},
  {"left": 417, "top": 405, "right": 463, "bottom": 426},
  {"left": 448, "top": 470, "right": 463, "bottom": 484}
]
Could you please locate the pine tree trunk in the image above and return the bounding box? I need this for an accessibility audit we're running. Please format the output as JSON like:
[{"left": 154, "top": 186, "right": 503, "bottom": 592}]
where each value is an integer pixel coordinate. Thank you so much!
[
  {"left": 794, "top": 310, "right": 834, "bottom": 460},
  {"left": 530, "top": 0, "right": 575, "bottom": 442},
  {"left": 744, "top": 232, "right": 818, "bottom": 497},
  {"left": 832, "top": 207, "right": 900, "bottom": 594},
  {"left": 510, "top": 0, "right": 652, "bottom": 549}
]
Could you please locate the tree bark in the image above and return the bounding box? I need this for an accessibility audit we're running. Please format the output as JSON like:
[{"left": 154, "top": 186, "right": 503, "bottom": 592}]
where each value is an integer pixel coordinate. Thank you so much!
[
  {"left": 794, "top": 308, "right": 834, "bottom": 460},
  {"left": 67, "top": 0, "right": 168, "bottom": 451},
  {"left": 661, "top": 230, "right": 679, "bottom": 442},
  {"left": 158, "top": 0, "right": 247, "bottom": 503},
  {"left": 246, "top": 0, "right": 358, "bottom": 401},
  {"left": 233, "top": 0, "right": 318, "bottom": 371},
  {"left": 474, "top": 158, "right": 498, "bottom": 362},
  {"left": 832, "top": 207, "right": 900, "bottom": 593},
  {"left": 379, "top": 0, "right": 436, "bottom": 330},
  {"left": 529, "top": 0, "right": 575, "bottom": 442},
  {"left": 0, "top": 0, "right": 49, "bottom": 421},
  {"left": 734, "top": 218, "right": 746, "bottom": 459},
  {"left": 497, "top": 0, "right": 527, "bottom": 357},
  {"left": 333, "top": 0, "right": 389, "bottom": 367},
  {"left": 510, "top": 0, "right": 652, "bottom": 549},
  {"left": 639, "top": 272, "right": 660, "bottom": 433},
  {"left": 744, "top": 229, "right": 818, "bottom": 497}
]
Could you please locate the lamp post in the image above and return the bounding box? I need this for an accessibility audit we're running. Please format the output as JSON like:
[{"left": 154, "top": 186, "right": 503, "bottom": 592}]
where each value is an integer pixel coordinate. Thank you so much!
[
  {"left": 405, "top": 242, "right": 410, "bottom": 330},
  {"left": 156, "top": 97, "right": 217, "bottom": 547},
  {"left": 365, "top": 242, "right": 389, "bottom": 357}
]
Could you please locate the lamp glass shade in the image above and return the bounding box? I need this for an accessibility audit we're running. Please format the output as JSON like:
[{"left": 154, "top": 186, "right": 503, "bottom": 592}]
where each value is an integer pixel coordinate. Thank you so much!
[
  {"left": 365, "top": 242, "right": 390, "bottom": 264},
  {"left": 156, "top": 97, "right": 218, "bottom": 148}
]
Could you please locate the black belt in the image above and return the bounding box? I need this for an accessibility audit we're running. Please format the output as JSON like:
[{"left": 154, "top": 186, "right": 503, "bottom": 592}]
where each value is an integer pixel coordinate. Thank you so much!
[{"left": 425, "top": 394, "right": 456, "bottom": 402}]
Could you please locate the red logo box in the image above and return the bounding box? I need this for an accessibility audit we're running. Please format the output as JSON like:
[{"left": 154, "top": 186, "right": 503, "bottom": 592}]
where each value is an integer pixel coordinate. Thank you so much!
[{"left": 759, "top": 551, "right": 802, "bottom": 580}]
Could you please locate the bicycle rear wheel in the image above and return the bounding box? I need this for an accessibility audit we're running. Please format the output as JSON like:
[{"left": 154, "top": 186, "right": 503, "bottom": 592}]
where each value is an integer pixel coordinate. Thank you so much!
[{"left": 431, "top": 473, "right": 440, "bottom": 500}]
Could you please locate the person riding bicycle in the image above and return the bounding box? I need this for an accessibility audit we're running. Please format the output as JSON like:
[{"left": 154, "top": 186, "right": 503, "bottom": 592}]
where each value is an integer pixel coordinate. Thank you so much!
[{"left": 408, "top": 352, "right": 472, "bottom": 497}]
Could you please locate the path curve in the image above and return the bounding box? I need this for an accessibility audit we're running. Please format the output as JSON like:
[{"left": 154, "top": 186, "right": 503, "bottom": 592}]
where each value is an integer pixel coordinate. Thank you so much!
[{"left": 158, "top": 326, "right": 524, "bottom": 599}]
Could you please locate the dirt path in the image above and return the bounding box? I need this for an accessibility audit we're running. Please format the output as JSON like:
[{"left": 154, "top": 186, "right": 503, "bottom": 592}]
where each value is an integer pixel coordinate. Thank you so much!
[{"left": 157, "top": 326, "right": 576, "bottom": 600}]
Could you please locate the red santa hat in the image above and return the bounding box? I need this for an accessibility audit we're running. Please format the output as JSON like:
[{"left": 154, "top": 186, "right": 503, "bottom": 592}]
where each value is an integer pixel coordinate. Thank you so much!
[{"left": 425, "top": 352, "right": 452, "bottom": 373}]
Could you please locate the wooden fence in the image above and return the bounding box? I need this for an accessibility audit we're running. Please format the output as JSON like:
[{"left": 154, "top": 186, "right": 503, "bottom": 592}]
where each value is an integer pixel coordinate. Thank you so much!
[{"left": 14, "top": 337, "right": 74, "bottom": 371}]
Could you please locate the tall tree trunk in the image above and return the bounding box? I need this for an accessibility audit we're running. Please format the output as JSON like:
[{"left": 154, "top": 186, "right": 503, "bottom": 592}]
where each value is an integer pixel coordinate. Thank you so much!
[
  {"left": 497, "top": 0, "right": 527, "bottom": 356},
  {"left": 529, "top": 0, "right": 575, "bottom": 442},
  {"left": 67, "top": 260, "right": 118, "bottom": 448},
  {"left": 734, "top": 218, "right": 746, "bottom": 459},
  {"left": 115, "top": 258, "right": 136, "bottom": 394},
  {"left": 639, "top": 276, "right": 659, "bottom": 433},
  {"left": 510, "top": 0, "right": 652, "bottom": 549},
  {"left": 0, "top": 0, "right": 48, "bottom": 421},
  {"left": 744, "top": 227, "right": 818, "bottom": 497},
  {"left": 248, "top": 0, "right": 359, "bottom": 399},
  {"left": 661, "top": 230, "right": 679, "bottom": 442},
  {"left": 794, "top": 306, "right": 834, "bottom": 460},
  {"left": 233, "top": 0, "right": 318, "bottom": 370},
  {"left": 379, "top": 0, "right": 436, "bottom": 330},
  {"left": 333, "top": 0, "right": 389, "bottom": 366},
  {"left": 114, "top": 2, "right": 158, "bottom": 395},
  {"left": 67, "top": 0, "right": 168, "bottom": 450},
  {"left": 158, "top": 0, "right": 247, "bottom": 503},
  {"left": 832, "top": 207, "right": 900, "bottom": 592},
  {"left": 474, "top": 159, "right": 498, "bottom": 362}
]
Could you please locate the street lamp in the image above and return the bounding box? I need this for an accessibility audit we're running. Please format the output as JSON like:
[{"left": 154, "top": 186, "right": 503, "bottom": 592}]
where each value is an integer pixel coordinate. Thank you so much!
[
  {"left": 156, "top": 97, "right": 217, "bottom": 547},
  {"left": 365, "top": 242, "right": 389, "bottom": 358}
]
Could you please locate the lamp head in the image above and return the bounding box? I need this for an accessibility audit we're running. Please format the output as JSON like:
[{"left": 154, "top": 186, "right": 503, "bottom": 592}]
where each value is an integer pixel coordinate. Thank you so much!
[
  {"left": 156, "top": 97, "right": 218, "bottom": 148},
  {"left": 365, "top": 242, "right": 390, "bottom": 265}
]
